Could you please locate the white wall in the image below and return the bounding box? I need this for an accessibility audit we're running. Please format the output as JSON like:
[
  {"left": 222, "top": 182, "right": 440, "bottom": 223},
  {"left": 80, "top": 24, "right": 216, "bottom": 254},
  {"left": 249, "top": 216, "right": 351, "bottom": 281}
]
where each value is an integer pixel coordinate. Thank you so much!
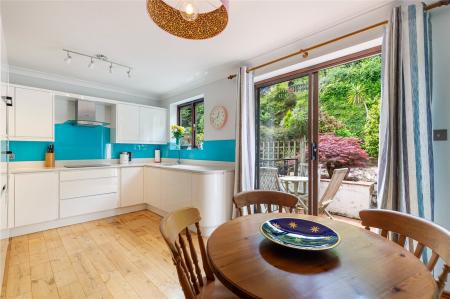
[
  {"left": 9, "top": 70, "right": 160, "bottom": 107},
  {"left": 159, "top": 3, "right": 395, "bottom": 142},
  {"left": 161, "top": 78, "right": 237, "bottom": 141},
  {"left": 430, "top": 6, "right": 449, "bottom": 291},
  {"left": 431, "top": 5, "right": 450, "bottom": 231}
]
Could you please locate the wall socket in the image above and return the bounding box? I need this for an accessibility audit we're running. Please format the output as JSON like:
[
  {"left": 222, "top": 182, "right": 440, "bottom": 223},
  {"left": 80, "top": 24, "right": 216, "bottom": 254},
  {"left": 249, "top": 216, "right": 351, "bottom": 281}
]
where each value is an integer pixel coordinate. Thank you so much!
[{"left": 433, "top": 129, "right": 447, "bottom": 141}]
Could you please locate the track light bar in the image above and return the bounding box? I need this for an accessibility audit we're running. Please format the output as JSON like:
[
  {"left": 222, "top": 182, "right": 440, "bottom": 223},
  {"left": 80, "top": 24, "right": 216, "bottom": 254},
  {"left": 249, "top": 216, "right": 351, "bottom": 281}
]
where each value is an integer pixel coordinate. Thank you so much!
[{"left": 62, "top": 49, "right": 132, "bottom": 78}]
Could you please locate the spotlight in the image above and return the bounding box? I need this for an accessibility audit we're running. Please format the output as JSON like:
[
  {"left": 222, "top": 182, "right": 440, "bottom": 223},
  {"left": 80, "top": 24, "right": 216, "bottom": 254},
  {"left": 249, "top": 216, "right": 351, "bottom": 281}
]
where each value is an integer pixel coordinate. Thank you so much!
[
  {"left": 88, "top": 58, "right": 95, "bottom": 69},
  {"left": 64, "top": 52, "right": 72, "bottom": 64}
]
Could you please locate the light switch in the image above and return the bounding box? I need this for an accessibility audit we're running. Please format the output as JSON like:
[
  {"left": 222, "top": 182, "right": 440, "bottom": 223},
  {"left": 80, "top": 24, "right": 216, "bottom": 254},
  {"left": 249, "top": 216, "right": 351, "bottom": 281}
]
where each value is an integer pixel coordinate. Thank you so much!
[{"left": 433, "top": 129, "right": 447, "bottom": 141}]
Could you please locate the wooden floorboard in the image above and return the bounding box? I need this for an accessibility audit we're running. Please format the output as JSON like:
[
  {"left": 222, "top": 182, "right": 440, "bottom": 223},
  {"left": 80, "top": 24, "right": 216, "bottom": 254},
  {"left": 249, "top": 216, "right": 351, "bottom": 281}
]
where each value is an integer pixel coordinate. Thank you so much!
[
  {"left": 1, "top": 211, "right": 184, "bottom": 299},
  {"left": 0, "top": 210, "right": 366, "bottom": 299}
]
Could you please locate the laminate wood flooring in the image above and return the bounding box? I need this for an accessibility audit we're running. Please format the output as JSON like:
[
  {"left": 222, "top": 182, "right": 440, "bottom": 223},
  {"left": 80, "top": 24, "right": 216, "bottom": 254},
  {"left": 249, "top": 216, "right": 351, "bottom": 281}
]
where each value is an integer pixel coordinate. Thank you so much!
[{"left": 1, "top": 211, "right": 184, "bottom": 299}]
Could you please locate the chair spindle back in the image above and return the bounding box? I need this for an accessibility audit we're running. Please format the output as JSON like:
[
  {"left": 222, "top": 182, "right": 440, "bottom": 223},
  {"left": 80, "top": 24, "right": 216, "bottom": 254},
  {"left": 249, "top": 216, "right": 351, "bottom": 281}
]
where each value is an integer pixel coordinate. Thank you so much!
[
  {"left": 160, "top": 208, "right": 214, "bottom": 299},
  {"left": 359, "top": 209, "right": 450, "bottom": 297},
  {"left": 233, "top": 190, "right": 298, "bottom": 217}
]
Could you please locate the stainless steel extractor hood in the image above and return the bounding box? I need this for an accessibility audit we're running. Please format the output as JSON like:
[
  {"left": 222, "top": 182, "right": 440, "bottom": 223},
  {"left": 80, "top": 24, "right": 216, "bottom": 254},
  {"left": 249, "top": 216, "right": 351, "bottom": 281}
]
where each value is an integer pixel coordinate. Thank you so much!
[{"left": 66, "top": 100, "right": 109, "bottom": 127}]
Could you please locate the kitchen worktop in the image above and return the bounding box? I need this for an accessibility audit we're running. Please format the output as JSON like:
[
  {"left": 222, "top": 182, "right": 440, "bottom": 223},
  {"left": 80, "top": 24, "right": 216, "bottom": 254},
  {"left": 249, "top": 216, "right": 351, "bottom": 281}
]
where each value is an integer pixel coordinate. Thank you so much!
[{"left": 9, "top": 159, "right": 235, "bottom": 174}]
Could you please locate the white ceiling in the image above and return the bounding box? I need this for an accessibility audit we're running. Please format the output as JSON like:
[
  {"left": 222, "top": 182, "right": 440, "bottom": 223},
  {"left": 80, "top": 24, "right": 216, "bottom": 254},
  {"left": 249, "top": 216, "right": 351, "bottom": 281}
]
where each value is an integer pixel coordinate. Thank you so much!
[{"left": 2, "top": 0, "right": 394, "bottom": 100}]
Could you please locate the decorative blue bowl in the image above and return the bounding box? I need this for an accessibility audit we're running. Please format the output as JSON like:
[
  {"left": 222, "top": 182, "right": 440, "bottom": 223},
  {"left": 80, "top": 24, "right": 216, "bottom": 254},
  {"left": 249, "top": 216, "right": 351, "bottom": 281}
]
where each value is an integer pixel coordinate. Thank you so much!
[{"left": 260, "top": 217, "right": 340, "bottom": 251}]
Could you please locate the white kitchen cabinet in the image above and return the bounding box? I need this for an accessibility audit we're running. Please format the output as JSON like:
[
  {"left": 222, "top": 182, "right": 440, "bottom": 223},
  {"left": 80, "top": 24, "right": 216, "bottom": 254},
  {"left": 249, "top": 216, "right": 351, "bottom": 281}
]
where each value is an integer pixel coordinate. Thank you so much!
[
  {"left": 139, "top": 107, "right": 167, "bottom": 144},
  {"left": 191, "top": 172, "right": 234, "bottom": 235},
  {"left": 0, "top": 85, "right": 10, "bottom": 138},
  {"left": 160, "top": 169, "right": 192, "bottom": 212},
  {"left": 112, "top": 104, "right": 140, "bottom": 143},
  {"left": 112, "top": 103, "right": 167, "bottom": 144},
  {"left": 60, "top": 177, "right": 118, "bottom": 199},
  {"left": 144, "top": 166, "right": 234, "bottom": 236},
  {"left": 60, "top": 193, "right": 118, "bottom": 218},
  {"left": 14, "top": 172, "right": 59, "bottom": 227},
  {"left": 60, "top": 168, "right": 119, "bottom": 218},
  {"left": 10, "top": 86, "right": 54, "bottom": 141},
  {"left": 144, "top": 166, "right": 161, "bottom": 209},
  {"left": 120, "top": 167, "right": 144, "bottom": 207}
]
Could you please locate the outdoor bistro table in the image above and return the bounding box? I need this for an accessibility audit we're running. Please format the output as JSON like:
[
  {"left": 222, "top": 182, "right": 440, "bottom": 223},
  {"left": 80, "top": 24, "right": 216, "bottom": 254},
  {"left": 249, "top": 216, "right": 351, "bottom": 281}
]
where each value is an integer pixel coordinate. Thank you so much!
[
  {"left": 279, "top": 176, "right": 308, "bottom": 195},
  {"left": 206, "top": 213, "right": 436, "bottom": 299}
]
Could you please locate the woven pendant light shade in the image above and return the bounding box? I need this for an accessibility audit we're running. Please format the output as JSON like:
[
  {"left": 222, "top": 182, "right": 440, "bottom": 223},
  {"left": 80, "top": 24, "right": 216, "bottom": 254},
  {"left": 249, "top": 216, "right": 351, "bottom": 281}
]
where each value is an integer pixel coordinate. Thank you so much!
[{"left": 147, "top": 0, "right": 229, "bottom": 40}]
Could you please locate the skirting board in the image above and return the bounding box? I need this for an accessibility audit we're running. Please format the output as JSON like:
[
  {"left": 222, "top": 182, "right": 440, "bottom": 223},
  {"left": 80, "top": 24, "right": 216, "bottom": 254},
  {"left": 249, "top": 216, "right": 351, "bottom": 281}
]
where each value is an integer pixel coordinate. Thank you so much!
[{"left": 9, "top": 204, "right": 148, "bottom": 237}]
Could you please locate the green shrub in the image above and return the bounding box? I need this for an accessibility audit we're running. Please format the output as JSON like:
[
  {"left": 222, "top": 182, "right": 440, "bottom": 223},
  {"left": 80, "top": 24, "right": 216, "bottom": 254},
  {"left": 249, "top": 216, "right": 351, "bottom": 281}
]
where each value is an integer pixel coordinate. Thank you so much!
[
  {"left": 363, "top": 101, "right": 380, "bottom": 157},
  {"left": 335, "top": 128, "right": 352, "bottom": 137}
]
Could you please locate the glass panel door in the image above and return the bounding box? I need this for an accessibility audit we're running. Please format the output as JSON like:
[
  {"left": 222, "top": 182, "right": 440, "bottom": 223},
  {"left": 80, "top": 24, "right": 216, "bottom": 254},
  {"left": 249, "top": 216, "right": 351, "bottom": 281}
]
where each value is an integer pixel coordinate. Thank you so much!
[
  {"left": 256, "top": 75, "right": 312, "bottom": 214},
  {"left": 318, "top": 55, "right": 381, "bottom": 220}
]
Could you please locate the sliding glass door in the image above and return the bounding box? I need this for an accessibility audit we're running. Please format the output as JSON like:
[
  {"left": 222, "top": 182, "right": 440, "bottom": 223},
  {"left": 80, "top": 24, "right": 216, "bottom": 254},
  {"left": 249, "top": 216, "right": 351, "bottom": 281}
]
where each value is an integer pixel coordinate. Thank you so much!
[
  {"left": 256, "top": 74, "right": 318, "bottom": 214},
  {"left": 255, "top": 47, "right": 381, "bottom": 216}
]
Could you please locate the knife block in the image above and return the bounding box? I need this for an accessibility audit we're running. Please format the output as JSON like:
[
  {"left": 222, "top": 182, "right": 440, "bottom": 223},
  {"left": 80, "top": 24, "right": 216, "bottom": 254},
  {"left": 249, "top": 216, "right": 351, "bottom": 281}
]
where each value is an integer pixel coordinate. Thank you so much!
[{"left": 45, "top": 153, "right": 55, "bottom": 168}]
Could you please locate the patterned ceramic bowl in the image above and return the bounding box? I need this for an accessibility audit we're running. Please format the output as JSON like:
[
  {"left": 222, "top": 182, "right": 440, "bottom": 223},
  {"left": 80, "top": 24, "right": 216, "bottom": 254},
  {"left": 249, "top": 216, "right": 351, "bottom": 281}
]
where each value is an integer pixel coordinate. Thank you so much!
[{"left": 260, "top": 217, "right": 341, "bottom": 251}]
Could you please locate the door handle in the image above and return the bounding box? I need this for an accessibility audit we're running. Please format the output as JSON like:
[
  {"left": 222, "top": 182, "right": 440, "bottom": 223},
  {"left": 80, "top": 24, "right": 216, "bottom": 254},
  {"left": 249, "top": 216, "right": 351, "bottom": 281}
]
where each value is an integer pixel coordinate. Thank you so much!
[{"left": 311, "top": 143, "right": 318, "bottom": 161}]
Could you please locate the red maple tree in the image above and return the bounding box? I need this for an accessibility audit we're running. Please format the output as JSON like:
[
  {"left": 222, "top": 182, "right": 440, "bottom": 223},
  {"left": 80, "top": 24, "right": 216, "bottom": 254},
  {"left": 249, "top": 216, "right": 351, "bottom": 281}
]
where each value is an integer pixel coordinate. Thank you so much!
[{"left": 319, "top": 134, "right": 369, "bottom": 177}]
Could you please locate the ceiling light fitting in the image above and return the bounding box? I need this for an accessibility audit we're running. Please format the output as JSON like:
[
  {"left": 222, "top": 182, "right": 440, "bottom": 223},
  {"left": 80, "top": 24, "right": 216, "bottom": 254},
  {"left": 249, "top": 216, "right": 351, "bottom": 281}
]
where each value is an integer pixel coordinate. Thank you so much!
[
  {"left": 62, "top": 49, "right": 132, "bottom": 78},
  {"left": 147, "top": 0, "right": 229, "bottom": 40}
]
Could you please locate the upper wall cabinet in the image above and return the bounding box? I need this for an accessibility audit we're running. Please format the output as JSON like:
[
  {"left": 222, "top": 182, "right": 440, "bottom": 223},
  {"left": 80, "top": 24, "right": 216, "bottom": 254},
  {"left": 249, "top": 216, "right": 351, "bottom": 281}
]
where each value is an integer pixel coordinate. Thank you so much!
[
  {"left": 9, "top": 86, "right": 54, "bottom": 141},
  {"left": 112, "top": 103, "right": 167, "bottom": 144},
  {"left": 139, "top": 106, "right": 167, "bottom": 144},
  {"left": 112, "top": 104, "right": 140, "bottom": 143}
]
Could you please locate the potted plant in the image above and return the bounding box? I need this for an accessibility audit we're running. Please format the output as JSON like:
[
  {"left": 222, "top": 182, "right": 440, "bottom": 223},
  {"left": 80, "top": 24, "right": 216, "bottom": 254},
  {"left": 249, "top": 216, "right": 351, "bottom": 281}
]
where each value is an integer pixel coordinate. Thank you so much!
[{"left": 171, "top": 124, "right": 185, "bottom": 149}]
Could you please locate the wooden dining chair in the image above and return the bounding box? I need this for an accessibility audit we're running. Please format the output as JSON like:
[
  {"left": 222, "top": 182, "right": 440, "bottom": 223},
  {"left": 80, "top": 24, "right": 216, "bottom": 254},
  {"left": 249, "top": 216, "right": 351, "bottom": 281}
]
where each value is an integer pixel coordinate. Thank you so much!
[
  {"left": 233, "top": 190, "right": 298, "bottom": 217},
  {"left": 160, "top": 208, "right": 238, "bottom": 299},
  {"left": 359, "top": 209, "right": 450, "bottom": 297}
]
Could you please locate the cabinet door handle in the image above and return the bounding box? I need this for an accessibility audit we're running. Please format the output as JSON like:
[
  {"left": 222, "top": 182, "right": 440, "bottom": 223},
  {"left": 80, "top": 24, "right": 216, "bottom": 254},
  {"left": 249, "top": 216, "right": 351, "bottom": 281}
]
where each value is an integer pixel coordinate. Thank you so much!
[
  {"left": 1, "top": 96, "right": 12, "bottom": 106},
  {"left": 1, "top": 151, "right": 14, "bottom": 160}
]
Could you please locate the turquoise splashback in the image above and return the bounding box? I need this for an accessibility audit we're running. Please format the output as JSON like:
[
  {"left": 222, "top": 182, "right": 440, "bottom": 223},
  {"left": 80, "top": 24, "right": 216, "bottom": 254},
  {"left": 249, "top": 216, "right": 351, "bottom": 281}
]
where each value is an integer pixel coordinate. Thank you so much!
[
  {"left": 162, "top": 140, "right": 235, "bottom": 162},
  {"left": 9, "top": 124, "right": 235, "bottom": 162},
  {"left": 8, "top": 141, "right": 51, "bottom": 161},
  {"left": 55, "top": 124, "right": 110, "bottom": 160},
  {"left": 112, "top": 144, "right": 160, "bottom": 159}
]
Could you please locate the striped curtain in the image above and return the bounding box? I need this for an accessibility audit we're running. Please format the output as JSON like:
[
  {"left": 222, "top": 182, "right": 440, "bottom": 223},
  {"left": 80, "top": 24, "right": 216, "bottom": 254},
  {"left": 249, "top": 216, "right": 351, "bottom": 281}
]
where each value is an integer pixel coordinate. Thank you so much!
[{"left": 378, "top": 3, "right": 434, "bottom": 220}]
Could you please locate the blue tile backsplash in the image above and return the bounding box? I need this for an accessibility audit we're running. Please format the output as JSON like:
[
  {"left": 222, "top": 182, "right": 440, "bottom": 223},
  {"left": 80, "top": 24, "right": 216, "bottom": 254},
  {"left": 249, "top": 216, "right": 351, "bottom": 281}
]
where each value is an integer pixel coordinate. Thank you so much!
[{"left": 9, "top": 124, "right": 235, "bottom": 162}]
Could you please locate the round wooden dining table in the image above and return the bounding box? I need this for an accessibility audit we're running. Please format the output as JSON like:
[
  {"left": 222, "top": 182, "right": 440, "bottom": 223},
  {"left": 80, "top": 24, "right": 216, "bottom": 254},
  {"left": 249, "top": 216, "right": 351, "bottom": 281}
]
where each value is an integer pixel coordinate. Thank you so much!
[{"left": 206, "top": 213, "right": 436, "bottom": 299}]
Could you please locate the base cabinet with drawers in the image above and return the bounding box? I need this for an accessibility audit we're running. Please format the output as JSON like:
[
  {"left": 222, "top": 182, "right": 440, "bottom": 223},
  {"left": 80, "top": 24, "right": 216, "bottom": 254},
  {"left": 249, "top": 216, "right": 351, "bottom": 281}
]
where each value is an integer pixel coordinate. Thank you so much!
[
  {"left": 9, "top": 165, "right": 233, "bottom": 237},
  {"left": 60, "top": 168, "right": 119, "bottom": 218}
]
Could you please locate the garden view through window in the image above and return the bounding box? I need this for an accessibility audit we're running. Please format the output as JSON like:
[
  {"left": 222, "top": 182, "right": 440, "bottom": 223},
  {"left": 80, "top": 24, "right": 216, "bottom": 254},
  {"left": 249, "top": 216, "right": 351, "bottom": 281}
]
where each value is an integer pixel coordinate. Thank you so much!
[
  {"left": 177, "top": 98, "right": 205, "bottom": 149},
  {"left": 257, "top": 53, "right": 381, "bottom": 218}
]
